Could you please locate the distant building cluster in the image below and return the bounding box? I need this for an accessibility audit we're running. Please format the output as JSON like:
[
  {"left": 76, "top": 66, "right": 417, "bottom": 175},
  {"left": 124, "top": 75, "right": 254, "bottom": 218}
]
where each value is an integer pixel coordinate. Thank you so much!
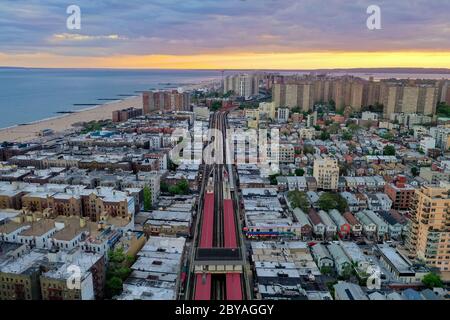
[
  {"left": 271, "top": 75, "right": 450, "bottom": 117},
  {"left": 143, "top": 90, "right": 191, "bottom": 114}
]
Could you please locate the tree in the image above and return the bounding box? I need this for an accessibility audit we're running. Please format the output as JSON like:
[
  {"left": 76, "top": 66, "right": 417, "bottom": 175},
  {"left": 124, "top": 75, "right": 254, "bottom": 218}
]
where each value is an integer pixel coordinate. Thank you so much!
[
  {"left": 381, "top": 132, "right": 394, "bottom": 141},
  {"left": 167, "top": 179, "right": 190, "bottom": 195},
  {"left": 318, "top": 192, "right": 348, "bottom": 213},
  {"left": 223, "top": 90, "right": 234, "bottom": 98},
  {"left": 320, "top": 131, "right": 331, "bottom": 141},
  {"left": 328, "top": 99, "right": 336, "bottom": 110},
  {"left": 80, "top": 120, "right": 108, "bottom": 134},
  {"left": 422, "top": 273, "right": 443, "bottom": 288},
  {"left": 168, "top": 185, "right": 181, "bottom": 195},
  {"left": 383, "top": 145, "right": 396, "bottom": 156},
  {"left": 342, "top": 131, "right": 353, "bottom": 141},
  {"left": 105, "top": 248, "right": 133, "bottom": 298},
  {"left": 320, "top": 266, "right": 333, "bottom": 275},
  {"left": 326, "top": 280, "right": 338, "bottom": 299},
  {"left": 177, "top": 179, "right": 190, "bottom": 194},
  {"left": 291, "top": 106, "right": 302, "bottom": 114},
  {"left": 108, "top": 247, "right": 126, "bottom": 263},
  {"left": 143, "top": 186, "right": 152, "bottom": 211},
  {"left": 210, "top": 100, "right": 222, "bottom": 111},
  {"left": 295, "top": 168, "right": 305, "bottom": 177},
  {"left": 303, "top": 145, "right": 315, "bottom": 155},
  {"left": 347, "top": 123, "right": 360, "bottom": 133},
  {"left": 336, "top": 107, "right": 345, "bottom": 116},
  {"left": 106, "top": 277, "right": 123, "bottom": 298},
  {"left": 411, "top": 167, "right": 420, "bottom": 177},
  {"left": 436, "top": 102, "right": 450, "bottom": 118},
  {"left": 269, "top": 174, "right": 280, "bottom": 185},
  {"left": 339, "top": 264, "right": 355, "bottom": 280},
  {"left": 287, "top": 190, "right": 310, "bottom": 212},
  {"left": 328, "top": 123, "right": 340, "bottom": 134},
  {"left": 160, "top": 181, "right": 169, "bottom": 193}
]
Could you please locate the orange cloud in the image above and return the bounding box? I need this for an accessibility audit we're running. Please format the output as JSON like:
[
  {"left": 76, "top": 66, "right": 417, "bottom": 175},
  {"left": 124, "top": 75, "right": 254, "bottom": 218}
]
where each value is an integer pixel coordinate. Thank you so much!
[{"left": 1, "top": 51, "right": 450, "bottom": 69}]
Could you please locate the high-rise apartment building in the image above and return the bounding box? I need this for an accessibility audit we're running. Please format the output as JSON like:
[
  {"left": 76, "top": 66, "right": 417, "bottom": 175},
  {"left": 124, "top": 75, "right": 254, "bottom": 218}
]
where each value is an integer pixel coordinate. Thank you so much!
[
  {"left": 112, "top": 107, "right": 143, "bottom": 123},
  {"left": 224, "top": 74, "right": 260, "bottom": 99},
  {"left": 363, "top": 78, "right": 381, "bottom": 107},
  {"left": 407, "top": 186, "right": 450, "bottom": 272},
  {"left": 272, "top": 83, "right": 314, "bottom": 111},
  {"left": 381, "top": 82, "right": 439, "bottom": 118},
  {"left": 439, "top": 80, "right": 450, "bottom": 105},
  {"left": 142, "top": 91, "right": 190, "bottom": 114},
  {"left": 273, "top": 77, "right": 364, "bottom": 112},
  {"left": 313, "top": 158, "right": 339, "bottom": 191},
  {"left": 384, "top": 175, "right": 416, "bottom": 211},
  {"left": 270, "top": 75, "right": 445, "bottom": 119}
]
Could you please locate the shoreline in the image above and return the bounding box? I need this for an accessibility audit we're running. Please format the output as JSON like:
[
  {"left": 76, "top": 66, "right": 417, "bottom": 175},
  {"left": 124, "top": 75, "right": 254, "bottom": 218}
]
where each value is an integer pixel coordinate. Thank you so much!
[
  {"left": 0, "top": 96, "right": 142, "bottom": 143},
  {"left": 0, "top": 97, "right": 137, "bottom": 130},
  {"left": 0, "top": 78, "right": 219, "bottom": 143}
]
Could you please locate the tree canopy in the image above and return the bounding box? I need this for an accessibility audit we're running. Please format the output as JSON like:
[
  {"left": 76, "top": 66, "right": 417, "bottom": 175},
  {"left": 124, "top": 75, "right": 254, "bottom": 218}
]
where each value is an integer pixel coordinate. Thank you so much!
[
  {"left": 381, "top": 132, "right": 394, "bottom": 141},
  {"left": 210, "top": 100, "right": 222, "bottom": 111},
  {"left": 422, "top": 273, "right": 443, "bottom": 288},
  {"left": 320, "top": 131, "right": 331, "bottom": 141},
  {"left": 318, "top": 192, "right": 348, "bottom": 213},
  {"left": 106, "top": 248, "right": 134, "bottom": 298},
  {"left": 167, "top": 178, "right": 190, "bottom": 195},
  {"left": 287, "top": 190, "right": 310, "bottom": 212},
  {"left": 303, "top": 145, "right": 315, "bottom": 155},
  {"left": 436, "top": 102, "right": 450, "bottom": 118},
  {"left": 143, "top": 186, "right": 152, "bottom": 211},
  {"left": 269, "top": 173, "right": 280, "bottom": 185},
  {"left": 383, "top": 145, "right": 396, "bottom": 156},
  {"left": 342, "top": 131, "right": 353, "bottom": 141}
]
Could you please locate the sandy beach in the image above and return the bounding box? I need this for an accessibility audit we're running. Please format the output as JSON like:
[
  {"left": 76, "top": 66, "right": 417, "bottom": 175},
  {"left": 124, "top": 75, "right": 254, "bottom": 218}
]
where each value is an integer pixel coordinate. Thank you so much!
[{"left": 0, "top": 95, "right": 142, "bottom": 143}]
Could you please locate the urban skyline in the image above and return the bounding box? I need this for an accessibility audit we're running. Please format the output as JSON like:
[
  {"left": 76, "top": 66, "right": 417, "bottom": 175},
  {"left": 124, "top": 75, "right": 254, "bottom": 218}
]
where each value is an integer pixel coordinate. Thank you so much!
[{"left": 0, "top": 0, "right": 449, "bottom": 308}]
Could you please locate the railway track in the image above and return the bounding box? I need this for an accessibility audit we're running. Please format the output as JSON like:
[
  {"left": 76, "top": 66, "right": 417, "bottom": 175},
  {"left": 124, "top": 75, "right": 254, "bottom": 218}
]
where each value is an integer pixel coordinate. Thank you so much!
[{"left": 189, "top": 111, "right": 248, "bottom": 300}]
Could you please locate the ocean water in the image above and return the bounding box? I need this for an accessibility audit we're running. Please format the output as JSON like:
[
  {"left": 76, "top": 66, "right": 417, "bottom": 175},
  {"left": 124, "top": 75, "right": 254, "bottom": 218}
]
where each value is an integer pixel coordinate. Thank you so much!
[
  {"left": 1, "top": 68, "right": 449, "bottom": 129},
  {"left": 0, "top": 68, "right": 221, "bottom": 129}
]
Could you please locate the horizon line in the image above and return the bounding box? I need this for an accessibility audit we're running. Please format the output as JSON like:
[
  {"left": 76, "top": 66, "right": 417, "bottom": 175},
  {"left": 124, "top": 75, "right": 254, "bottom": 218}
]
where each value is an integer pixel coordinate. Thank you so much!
[{"left": 2, "top": 66, "right": 450, "bottom": 73}]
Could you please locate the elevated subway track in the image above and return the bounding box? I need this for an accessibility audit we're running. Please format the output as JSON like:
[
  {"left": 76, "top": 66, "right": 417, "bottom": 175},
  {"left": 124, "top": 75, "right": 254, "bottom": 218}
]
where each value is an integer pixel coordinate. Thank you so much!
[{"left": 191, "top": 111, "right": 247, "bottom": 301}]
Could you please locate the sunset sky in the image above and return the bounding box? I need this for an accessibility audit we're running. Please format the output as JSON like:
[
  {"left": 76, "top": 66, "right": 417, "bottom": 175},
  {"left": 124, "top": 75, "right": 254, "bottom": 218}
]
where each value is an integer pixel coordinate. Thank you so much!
[{"left": 1, "top": 0, "right": 450, "bottom": 69}]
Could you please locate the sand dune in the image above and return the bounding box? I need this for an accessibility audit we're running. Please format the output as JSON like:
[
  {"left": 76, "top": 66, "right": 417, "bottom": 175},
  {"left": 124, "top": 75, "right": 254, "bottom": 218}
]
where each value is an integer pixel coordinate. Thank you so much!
[{"left": 0, "top": 96, "right": 142, "bottom": 143}]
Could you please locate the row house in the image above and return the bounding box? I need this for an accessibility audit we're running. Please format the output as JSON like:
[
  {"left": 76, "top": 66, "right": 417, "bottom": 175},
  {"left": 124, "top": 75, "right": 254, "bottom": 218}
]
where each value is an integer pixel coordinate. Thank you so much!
[
  {"left": 342, "top": 212, "right": 363, "bottom": 237},
  {"left": 329, "top": 209, "right": 351, "bottom": 239}
]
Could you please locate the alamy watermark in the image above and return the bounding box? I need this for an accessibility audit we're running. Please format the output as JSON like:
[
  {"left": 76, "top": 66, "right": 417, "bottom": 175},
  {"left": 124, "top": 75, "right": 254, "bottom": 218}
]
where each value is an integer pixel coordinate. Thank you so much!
[
  {"left": 367, "top": 5, "right": 381, "bottom": 30},
  {"left": 169, "top": 128, "right": 280, "bottom": 175},
  {"left": 66, "top": 264, "right": 82, "bottom": 290},
  {"left": 66, "top": 5, "right": 81, "bottom": 30},
  {"left": 365, "top": 264, "right": 382, "bottom": 290}
]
